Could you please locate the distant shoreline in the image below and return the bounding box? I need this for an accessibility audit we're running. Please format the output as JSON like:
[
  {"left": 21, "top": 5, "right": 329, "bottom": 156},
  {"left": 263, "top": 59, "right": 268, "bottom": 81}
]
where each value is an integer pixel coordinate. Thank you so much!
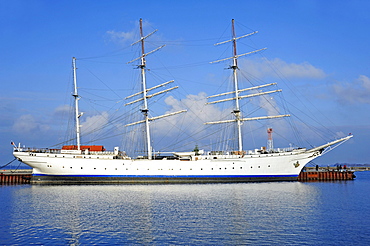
[{"left": 305, "top": 166, "right": 370, "bottom": 172}]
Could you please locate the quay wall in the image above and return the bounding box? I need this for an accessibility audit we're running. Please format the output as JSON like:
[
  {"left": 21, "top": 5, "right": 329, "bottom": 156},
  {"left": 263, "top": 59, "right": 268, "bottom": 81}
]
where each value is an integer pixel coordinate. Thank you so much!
[
  {"left": 0, "top": 170, "right": 32, "bottom": 184},
  {"left": 0, "top": 168, "right": 363, "bottom": 184}
]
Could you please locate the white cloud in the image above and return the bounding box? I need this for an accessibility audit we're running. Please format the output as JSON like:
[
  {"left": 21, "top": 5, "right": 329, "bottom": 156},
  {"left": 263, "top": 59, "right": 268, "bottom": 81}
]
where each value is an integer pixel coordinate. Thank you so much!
[
  {"left": 258, "top": 95, "right": 279, "bottom": 117},
  {"left": 80, "top": 111, "right": 109, "bottom": 136},
  {"left": 53, "top": 104, "right": 71, "bottom": 118},
  {"left": 360, "top": 75, "right": 370, "bottom": 90},
  {"left": 239, "top": 57, "right": 326, "bottom": 79},
  {"left": 12, "top": 114, "right": 50, "bottom": 134},
  {"left": 54, "top": 104, "right": 70, "bottom": 113},
  {"left": 152, "top": 93, "right": 228, "bottom": 134},
  {"left": 141, "top": 93, "right": 232, "bottom": 151},
  {"left": 332, "top": 75, "right": 370, "bottom": 104},
  {"left": 106, "top": 30, "right": 136, "bottom": 44},
  {"left": 106, "top": 19, "right": 158, "bottom": 45}
]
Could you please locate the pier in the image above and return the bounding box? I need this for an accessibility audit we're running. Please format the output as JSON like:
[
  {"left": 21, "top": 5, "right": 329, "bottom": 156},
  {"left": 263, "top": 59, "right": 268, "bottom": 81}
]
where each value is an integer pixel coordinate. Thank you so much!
[
  {"left": 0, "top": 167, "right": 363, "bottom": 184},
  {"left": 298, "top": 170, "right": 355, "bottom": 181},
  {"left": 0, "top": 169, "right": 32, "bottom": 184}
]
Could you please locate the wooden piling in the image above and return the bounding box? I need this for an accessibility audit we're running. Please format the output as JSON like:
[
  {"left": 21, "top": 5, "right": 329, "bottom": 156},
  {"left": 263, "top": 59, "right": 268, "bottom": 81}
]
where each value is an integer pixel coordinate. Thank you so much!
[
  {"left": 298, "top": 170, "right": 355, "bottom": 182},
  {"left": 0, "top": 170, "right": 32, "bottom": 184},
  {"left": 0, "top": 169, "right": 358, "bottom": 184}
]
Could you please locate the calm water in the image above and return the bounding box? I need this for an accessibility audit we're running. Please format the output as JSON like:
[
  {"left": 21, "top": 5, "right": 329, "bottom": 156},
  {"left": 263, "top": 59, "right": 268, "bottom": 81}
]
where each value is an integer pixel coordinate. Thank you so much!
[{"left": 1, "top": 172, "right": 370, "bottom": 245}]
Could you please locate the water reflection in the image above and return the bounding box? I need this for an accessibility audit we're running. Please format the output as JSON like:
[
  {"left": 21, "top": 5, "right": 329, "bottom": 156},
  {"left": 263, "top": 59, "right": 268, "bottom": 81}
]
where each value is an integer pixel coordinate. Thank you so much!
[{"left": 8, "top": 182, "right": 321, "bottom": 245}]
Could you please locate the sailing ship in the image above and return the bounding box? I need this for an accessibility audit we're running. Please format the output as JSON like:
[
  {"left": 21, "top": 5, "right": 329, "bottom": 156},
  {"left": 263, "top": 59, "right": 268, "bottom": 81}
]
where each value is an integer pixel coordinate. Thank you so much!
[{"left": 12, "top": 19, "right": 352, "bottom": 184}]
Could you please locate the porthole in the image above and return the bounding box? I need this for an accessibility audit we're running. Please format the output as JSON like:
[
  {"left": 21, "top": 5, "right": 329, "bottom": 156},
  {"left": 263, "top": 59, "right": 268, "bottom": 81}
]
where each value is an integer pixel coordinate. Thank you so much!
[
  {"left": 94, "top": 168, "right": 96, "bottom": 170},
  {"left": 115, "top": 168, "right": 118, "bottom": 170},
  {"left": 240, "top": 167, "right": 242, "bottom": 169},
  {"left": 70, "top": 167, "right": 72, "bottom": 169},
  {"left": 258, "top": 166, "right": 260, "bottom": 168},
  {"left": 268, "top": 165, "right": 271, "bottom": 167},
  {"left": 81, "top": 167, "right": 83, "bottom": 169}
]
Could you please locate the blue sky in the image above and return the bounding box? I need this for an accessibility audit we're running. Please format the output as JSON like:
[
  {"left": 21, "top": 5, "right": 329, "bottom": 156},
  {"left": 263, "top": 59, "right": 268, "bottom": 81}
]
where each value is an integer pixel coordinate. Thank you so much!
[{"left": 1, "top": 0, "right": 369, "bottom": 167}]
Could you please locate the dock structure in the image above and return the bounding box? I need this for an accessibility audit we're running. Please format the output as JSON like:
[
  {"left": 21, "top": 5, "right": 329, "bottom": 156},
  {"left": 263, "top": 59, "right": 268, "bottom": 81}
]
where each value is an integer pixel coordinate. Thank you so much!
[
  {"left": 0, "top": 170, "right": 32, "bottom": 184},
  {"left": 0, "top": 168, "right": 360, "bottom": 184},
  {"left": 298, "top": 170, "right": 355, "bottom": 181}
]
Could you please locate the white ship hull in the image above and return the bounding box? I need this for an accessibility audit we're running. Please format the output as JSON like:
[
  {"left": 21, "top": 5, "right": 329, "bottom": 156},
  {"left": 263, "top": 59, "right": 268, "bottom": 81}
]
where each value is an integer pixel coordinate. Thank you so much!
[{"left": 13, "top": 148, "right": 321, "bottom": 184}]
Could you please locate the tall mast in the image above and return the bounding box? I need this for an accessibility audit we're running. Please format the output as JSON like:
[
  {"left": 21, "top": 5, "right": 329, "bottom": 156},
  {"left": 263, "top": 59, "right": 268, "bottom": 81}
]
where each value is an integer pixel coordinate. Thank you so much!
[
  {"left": 72, "top": 57, "right": 81, "bottom": 150},
  {"left": 138, "top": 18, "right": 152, "bottom": 160},
  {"left": 231, "top": 19, "right": 243, "bottom": 152},
  {"left": 125, "top": 19, "right": 186, "bottom": 159},
  {"left": 207, "top": 19, "right": 278, "bottom": 153}
]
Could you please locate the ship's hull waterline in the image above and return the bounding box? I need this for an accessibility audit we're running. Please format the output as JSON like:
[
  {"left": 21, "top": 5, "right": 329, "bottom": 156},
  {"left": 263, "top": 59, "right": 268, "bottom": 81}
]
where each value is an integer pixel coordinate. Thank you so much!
[{"left": 13, "top": 150, "right": 318, "bottom": 184}]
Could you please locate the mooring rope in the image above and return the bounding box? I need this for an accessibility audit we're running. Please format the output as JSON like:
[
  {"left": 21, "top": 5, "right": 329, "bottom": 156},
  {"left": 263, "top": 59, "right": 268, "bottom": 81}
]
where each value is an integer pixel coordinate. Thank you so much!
[{"left": 0, "top": 158, "right": 18, "bottom": 169}]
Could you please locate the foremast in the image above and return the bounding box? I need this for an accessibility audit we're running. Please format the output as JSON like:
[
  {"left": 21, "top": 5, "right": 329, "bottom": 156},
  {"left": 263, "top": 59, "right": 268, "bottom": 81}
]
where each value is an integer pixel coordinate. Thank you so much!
[
  {"left": 126, "top": 18, "right": 186, "bottom": 159},
  {"left": 138, "top": 19, "right": 151, "bottom": 160},
  {"left": 206, "top": 19, "right": 288, "bottom": 152}
]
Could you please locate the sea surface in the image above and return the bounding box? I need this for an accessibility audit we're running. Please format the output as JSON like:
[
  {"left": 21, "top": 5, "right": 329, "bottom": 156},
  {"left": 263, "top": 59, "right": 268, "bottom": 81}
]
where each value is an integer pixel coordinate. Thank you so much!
[{"left": 1, "top": 172, "right": 370, "bottom": 245}]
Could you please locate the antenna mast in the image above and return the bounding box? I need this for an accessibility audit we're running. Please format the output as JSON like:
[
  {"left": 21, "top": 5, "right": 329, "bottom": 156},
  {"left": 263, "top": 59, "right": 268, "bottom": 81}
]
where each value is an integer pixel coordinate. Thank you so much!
[
  {"left": 267, "top": 128, "right": 273, "bottom": 152},
  {"left": 72, "top": 57, "right": 82, "bottom": 150}
]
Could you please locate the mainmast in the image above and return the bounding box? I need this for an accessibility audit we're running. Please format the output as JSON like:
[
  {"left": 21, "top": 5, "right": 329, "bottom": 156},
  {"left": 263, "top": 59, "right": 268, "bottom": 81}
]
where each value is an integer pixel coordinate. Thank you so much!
[
  {"left": 126, "top": 19, "right": 186, "bottom": 159},
  {"left": 72, "top": 57, "right": 82, "bottom": 150},
  {"left": 207, "top": 19, "right": 288, "bottom": 152},
  {"left": 231, "top": 19, "right": 243, "bottom": 152}
]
